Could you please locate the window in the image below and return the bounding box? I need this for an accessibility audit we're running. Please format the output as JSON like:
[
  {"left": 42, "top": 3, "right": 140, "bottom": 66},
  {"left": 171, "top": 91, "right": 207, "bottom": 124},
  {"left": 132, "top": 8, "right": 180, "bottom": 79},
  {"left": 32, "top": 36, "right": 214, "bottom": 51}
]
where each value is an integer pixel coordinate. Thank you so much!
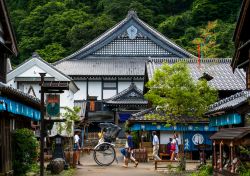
[
  {"left": 103, "top": 82, "right": 117, "bottom": 89},
  {"left": 103, "top": 81, "right": 117, "bottom": 99}
]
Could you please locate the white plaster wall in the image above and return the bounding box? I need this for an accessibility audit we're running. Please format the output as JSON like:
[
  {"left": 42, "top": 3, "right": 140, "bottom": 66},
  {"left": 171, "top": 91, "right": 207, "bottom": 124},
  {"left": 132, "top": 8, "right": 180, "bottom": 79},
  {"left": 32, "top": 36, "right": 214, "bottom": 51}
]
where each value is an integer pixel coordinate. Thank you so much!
[
  {"left": 19, "top": 65, "right": 53, "bottom": 78},
  {"left": 103, "top": 90, "right": 116, "bottom": 99},
  {"left": 118, "top": 81, "right": 144, "bottom": 92},
  {"left": 59, "top": 90, "right": 74, "bottom": 108},
  {"left": 22, "top": 83, "right": 41, "bottom": 98},
  {"left": 118, "top": 81, "right": 131, "bottom": 92},
  {"left": 74, "top": 81, "right": 87, "bottom": 100},
  {"left": 160, "top": 131, "right": 182, "bottom": 144},
  {"left": 88, "top": 81, "right": 102, "bottom": 100},
  {"left": 134, "top": 81, "right": 144, "bottom": 91},
  {"left": 7, "top": 79, "right": 17, "bottom": 88}
]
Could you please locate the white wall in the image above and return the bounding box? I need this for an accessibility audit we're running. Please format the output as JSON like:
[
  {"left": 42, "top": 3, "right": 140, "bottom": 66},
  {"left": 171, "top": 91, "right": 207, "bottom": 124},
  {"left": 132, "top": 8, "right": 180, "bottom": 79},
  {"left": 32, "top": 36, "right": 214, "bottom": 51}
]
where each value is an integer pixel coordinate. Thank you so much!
[
  {"left": 19, "top": 65, "right": 53, "bottom": 78},
  {"left": 134, "top": 81, "right": 144, "bottom": 91},
  {"left": 88, "top": 81, "right": 102, "bottom": 100},
  {"left": 160, "top": 131, "right": 182, "bottom": 144},
  {"left": 7, "top": 78, "right": 17, "bottom": 88},
  {"left": 74, "top": 81, "right": 87, "bottom": 100},
  {"left": 118, "top": 81, "right": 131, "bottom": 92},
  {"left": 103, "top": 90, "right": 116, "bottom": 99}
]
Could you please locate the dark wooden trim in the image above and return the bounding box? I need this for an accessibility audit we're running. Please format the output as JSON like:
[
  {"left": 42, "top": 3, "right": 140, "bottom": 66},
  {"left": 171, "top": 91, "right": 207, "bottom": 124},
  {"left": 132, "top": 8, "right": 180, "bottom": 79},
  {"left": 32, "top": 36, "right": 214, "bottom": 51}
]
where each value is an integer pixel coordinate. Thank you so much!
[
  {"left": 116, "top": 77, "right": 118, "bottom": 94},
  {"left": 86, "top": 78, "right": 89, "bottom": 98},
  {"left": 101, "top": 78, "right": 103, "bottom": 100}
]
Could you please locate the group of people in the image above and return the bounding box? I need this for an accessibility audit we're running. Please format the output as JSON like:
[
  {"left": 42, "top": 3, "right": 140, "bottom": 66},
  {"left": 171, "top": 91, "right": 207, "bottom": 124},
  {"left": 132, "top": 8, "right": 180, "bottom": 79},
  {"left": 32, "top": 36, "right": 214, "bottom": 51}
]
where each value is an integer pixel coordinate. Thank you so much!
[
  {"left": 73, "top": 127, "right": 179, "bottom": 168},
  {"left": 152, "top": 131, "right": 179, "bottom": 161}
]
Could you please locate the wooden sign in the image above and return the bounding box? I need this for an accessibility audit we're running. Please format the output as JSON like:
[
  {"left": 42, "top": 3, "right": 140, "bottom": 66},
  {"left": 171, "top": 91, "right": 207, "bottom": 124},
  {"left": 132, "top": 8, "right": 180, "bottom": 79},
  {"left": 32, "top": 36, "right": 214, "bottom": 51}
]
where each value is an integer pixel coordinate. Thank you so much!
[{"left": 46, "top": 94, "right": 60, "bottom": 117}]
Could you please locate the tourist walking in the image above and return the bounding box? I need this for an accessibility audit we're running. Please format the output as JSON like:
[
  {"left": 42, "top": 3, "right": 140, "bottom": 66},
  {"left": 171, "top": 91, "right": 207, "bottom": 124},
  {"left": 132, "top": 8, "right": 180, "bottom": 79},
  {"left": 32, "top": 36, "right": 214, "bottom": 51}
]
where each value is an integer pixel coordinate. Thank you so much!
[
  {"left": 152, "top": 131, "right": 161, "bottom": 160},
  {"left": 74, "top": 129, "right": 82, "bottom": 165},
  {"left": 170, "top": 133, "right": 179, "bottom": 160},
  {"left": 120, "top": 130, "right": 139, "bottom": 168}
]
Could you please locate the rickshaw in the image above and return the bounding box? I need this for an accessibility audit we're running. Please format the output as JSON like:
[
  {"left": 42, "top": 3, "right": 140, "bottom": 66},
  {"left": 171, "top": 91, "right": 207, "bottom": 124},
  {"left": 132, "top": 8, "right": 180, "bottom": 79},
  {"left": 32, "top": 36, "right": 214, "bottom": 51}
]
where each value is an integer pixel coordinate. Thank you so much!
[{"left": 92, "top": 123, "right": 121, "bottom": 166}]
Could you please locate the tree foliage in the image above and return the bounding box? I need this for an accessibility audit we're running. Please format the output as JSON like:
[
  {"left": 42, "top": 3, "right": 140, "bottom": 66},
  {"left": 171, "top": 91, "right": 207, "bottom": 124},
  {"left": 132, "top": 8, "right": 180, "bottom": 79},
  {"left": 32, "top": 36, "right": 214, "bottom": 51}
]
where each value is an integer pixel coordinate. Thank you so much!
[
  {"left": 57, "top": 106, "right": 80, "bottom": 137},
  {"left": 145, "top": 62, "right": 218, "bottom": 122},
  {"left": 12, "top": 128, "right": 38, "bottom": 176},
  {"left": 6, "top": 0, "right": 242, "bottom": 64}
]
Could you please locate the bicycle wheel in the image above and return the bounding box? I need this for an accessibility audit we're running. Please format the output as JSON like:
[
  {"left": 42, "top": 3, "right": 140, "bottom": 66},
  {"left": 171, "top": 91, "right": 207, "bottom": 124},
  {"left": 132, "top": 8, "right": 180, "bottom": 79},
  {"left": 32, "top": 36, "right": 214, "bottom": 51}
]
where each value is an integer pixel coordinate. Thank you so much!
[{"left": 94, "top": 143, "right": 116, "bottom": 166}]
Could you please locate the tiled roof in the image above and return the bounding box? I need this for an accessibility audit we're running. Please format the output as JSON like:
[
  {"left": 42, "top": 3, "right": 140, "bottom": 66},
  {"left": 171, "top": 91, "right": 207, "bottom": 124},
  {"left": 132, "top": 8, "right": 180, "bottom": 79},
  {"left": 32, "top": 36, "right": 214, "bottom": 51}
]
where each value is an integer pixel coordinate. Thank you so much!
[
  {"left": 0, "top": 82, "right": 40, "bottom": 108},
  {"left": 147, "top": 58, "right": 246, "bottom": 91},
  {"left": 207, "top": 90, "right": 250, "bottom": 114},
  {"left": 55, "top": 11, "right": 194, "bottom": 64},
  {"left": 129, "top": 108, "right": 208, "bottom": 123},
  {"left": 210, "top": 127, "right": 250, "bottom": 140},
  {"left": 55, "top": 58, "right": 146, "bottom": 76},
  {"left": 104, "top": 83, "right": 148, "bottom": 105}
]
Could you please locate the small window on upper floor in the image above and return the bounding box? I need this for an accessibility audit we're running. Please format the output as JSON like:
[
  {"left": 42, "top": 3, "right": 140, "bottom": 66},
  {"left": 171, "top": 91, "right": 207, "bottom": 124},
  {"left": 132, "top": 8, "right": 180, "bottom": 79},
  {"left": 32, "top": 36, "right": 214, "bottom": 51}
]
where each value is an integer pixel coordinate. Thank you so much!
[{"left": 103, "top": 81, "right": 117, "bottom": 89}]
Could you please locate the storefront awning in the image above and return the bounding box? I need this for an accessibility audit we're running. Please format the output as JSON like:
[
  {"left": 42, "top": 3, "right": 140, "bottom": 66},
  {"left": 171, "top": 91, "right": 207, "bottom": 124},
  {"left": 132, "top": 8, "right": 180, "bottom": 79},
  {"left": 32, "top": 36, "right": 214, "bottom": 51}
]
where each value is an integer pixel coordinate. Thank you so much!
[
  {"left": 209, "top": 113, "right": 241, "bottom": 127},
  {"left": 0, "top": 96, "right": 41, "bottom": 121},
  {"left": 130, "top": 123, "right": 218, "bottom": 132}
]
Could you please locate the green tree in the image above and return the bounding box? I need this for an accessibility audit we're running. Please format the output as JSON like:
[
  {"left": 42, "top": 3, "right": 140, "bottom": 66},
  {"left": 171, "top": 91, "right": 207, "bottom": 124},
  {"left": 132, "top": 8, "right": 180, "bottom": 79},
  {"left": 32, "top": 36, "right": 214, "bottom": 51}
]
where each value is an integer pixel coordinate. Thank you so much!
[
  {"left": 145, "top": 62, "right": 218, "bottom": 122},
  {"left": 67, "top": 14, "right": 116, "bottom": 52},
  {"left": 36, "top": 43, "right": 66, "bottom": 62},
  {"left": 12, "top": 128, "right": 38, "bottom": 176},
  {"left": 57, "top": 106, "right": 80, "bottom": 137}
]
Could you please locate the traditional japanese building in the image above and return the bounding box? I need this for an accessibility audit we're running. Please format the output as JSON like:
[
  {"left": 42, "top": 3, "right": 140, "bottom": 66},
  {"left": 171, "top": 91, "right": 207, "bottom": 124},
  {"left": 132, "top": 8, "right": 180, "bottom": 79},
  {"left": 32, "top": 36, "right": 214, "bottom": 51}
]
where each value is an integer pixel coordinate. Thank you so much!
[
  {"left": 126, "top": 57, "right": 246, "bottom": 159},
  {"left": 54, "top": 10, "right": 195, "bottom": 131},
  {"left": 0, "top": 0, "right": 41, "bottom": 174},
  {"left": 127, "top": 108, "right": 218, "bottom": 160},
  {"left": 7, "top": 53, "right": 79, "bottom": 136},
  {"left": 146, "top": 58, "right": 246, "bottom": 99},
  {"left": 0, "top": 0, "right": 17, "bottom": 83},
  {"left": 207, "top": 0, "right": 250, "bottom": 174},
  {"left": 232, "top": 0, "right": 250, "bottom": 89}
]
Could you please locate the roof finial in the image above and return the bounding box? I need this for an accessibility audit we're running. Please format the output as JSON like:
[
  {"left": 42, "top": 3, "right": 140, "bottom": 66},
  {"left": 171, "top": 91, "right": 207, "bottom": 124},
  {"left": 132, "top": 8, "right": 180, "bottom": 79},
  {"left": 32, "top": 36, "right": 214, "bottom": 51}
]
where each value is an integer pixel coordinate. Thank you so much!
[
  {"left": 32, "top": 52, "right": 39, "bottom": 58},
  {"left": 127, "top": 10, "right": 138, "bottom": 18}
]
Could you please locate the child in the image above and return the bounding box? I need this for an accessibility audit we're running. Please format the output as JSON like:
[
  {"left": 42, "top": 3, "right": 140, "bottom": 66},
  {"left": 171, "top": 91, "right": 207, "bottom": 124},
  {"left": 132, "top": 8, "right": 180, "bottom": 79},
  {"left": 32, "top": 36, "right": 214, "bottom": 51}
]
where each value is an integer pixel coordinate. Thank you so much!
[{"left": 120, "top": 130, "right": 139, "bottom": 168}]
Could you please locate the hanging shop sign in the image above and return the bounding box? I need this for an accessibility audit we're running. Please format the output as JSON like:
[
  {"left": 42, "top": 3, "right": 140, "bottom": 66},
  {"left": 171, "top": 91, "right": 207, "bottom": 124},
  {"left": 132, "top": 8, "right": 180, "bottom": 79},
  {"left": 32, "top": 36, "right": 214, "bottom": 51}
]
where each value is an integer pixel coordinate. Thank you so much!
[{"left": 46, "top": 94, "right": 60, "bottom": 117}]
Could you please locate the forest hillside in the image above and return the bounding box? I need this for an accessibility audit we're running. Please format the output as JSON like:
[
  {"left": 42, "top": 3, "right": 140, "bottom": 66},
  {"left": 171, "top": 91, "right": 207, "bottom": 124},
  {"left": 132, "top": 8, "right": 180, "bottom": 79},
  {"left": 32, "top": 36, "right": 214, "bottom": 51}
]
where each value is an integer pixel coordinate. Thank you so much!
[{"left": 7, "top": 0, "right": 242, "bottom": 64}]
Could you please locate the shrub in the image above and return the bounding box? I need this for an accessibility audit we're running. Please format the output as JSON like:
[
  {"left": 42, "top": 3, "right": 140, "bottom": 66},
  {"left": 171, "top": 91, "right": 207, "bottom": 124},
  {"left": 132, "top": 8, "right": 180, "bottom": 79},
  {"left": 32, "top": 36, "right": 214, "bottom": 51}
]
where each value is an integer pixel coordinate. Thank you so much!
[
  {"left": 190, "top": 164, "right": 213, "bottom": 176},
  {"left": 12, "top": 128, "right": 38, "bottom": 176}
]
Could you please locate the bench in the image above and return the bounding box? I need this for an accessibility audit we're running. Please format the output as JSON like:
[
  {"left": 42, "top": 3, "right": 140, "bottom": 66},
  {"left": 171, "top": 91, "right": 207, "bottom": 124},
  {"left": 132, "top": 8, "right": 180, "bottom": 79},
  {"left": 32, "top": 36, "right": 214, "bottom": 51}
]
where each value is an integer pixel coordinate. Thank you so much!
[
  {"left": 159, "top": 153, "right": 170, "bottom": 160},
  {"left": 154, "top": 160, "right": 200, "bottom": 170},
  {"left": 155, "top": 160, "right": 179, "bottom": 170}
]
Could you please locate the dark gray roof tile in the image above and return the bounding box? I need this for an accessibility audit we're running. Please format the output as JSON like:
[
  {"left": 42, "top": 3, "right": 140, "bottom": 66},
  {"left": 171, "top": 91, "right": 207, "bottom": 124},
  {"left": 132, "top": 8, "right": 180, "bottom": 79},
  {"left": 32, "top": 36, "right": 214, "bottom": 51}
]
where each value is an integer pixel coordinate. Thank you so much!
[
  {"left": 147, "top": 58, "right": 246, "bottom": 91},
  {"left": 55, "top": 58, "right": 146, "bottom": 76},
  {"left": 104, "top": 83, "right": 148, "bottom": 105},
  {"left": 207, "top": 90, "right": 250, "bottom": 114}
]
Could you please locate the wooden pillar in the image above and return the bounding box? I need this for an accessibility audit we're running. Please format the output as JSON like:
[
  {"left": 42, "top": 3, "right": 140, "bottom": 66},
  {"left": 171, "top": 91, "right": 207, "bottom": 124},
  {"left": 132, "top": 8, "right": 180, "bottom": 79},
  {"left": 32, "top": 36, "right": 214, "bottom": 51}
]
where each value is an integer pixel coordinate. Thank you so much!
[
  {"left": 213, "top": 141, "right": 217, "bottom": 169},
  {"left": 230, "top": 141, "right": 234, "bottom": 171},
  {"left": 247, "top": 61, "right": 250, "bottom": 90},
  {"left": 219, "top": 141, "right": 223, "bottom": 171}
]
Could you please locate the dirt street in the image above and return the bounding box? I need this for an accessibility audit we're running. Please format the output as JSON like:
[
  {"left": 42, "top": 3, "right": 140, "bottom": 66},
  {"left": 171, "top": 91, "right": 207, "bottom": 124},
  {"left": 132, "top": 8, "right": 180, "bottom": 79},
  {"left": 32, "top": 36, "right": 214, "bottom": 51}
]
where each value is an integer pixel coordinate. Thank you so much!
[{"left": 74, "top": 150, "right": 164, "bottom": 176}]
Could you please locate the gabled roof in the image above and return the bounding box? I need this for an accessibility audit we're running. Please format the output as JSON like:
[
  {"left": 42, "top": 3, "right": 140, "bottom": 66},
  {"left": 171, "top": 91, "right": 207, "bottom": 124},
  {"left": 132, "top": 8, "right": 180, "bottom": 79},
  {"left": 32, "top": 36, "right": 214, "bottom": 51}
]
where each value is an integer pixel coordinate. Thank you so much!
[
  {"left": 146, "top": 58, "right": 246, "bottom": 91},
  {"left": 55, "top": 57, "right": 146, "bottom": 77},
  {"left": 104, "top": 83, "right": 148, "bottom": 105},
  {"left": 206, "top": 90, "right": 250, "bottom": 115},
  {"left": 7, "top": 53, "right": 79, "bottom": 93},
  {"left": 55, "top": 11, "right": 195, "bottom": 64},
  {"left": 0, "top": 0, "right": 18, "bottom": 55}
]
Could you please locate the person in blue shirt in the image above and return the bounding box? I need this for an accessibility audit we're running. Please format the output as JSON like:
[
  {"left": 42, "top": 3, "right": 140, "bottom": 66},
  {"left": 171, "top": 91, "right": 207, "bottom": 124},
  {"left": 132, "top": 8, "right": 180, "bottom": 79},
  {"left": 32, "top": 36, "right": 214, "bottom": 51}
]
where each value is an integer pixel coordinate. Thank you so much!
[{"left": 120, "top": 130, "right": 139, "bottom": 168}]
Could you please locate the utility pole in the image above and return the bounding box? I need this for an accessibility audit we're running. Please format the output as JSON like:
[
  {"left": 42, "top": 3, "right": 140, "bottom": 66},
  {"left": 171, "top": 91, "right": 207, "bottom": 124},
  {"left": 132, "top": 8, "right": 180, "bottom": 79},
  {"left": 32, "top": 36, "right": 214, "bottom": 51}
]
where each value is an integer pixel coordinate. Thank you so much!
[{"left": 39, "top": 73, "right": 46, "bottom": 176}]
